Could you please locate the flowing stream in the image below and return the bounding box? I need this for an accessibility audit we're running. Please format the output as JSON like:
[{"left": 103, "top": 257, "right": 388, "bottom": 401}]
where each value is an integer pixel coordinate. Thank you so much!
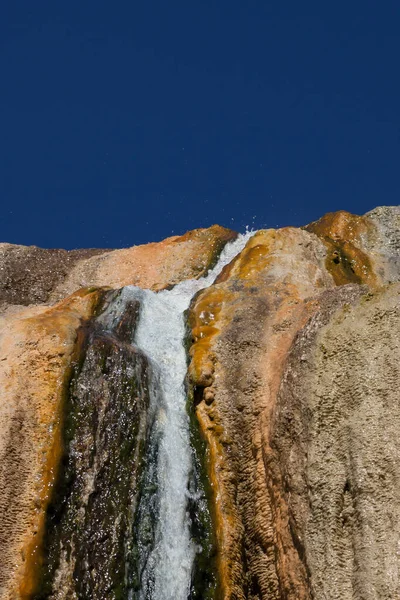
[{"left": 117, "top": 232, "right": 253, "bottom": 600}]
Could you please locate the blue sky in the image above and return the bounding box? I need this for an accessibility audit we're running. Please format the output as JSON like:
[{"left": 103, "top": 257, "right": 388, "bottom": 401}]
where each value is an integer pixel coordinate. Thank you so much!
[{"left": 1, "top": 1, "right": 399, "bottom": 248}]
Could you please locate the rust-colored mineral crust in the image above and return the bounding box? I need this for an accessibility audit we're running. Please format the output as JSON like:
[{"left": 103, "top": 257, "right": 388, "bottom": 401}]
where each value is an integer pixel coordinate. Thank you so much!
[
  {"left": 188, "top": 209, "right": 400, "bottom": 599},
  {"left": 304, "top": 210, "right": 377, "bottom": 286},
  {"left": 304, "top": 205, "right": 400, "bottom": 287},
  {"left": 189, "top": 227, "right": 333, "bottom": 599}
]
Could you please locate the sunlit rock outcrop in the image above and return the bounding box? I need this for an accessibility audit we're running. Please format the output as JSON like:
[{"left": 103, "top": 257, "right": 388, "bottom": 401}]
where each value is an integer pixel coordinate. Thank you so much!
[
  {"left": 188, "top": 206, "right": 400, "bottom": 599},
  {"left": 0, "top": 226, "right": 236, "bottom": 314},
  {"left": 273, "top": 283, "right": 400, "bottom": 600},
  {"left": 0, "top": 208, "right": 399, "bottom": 600}
]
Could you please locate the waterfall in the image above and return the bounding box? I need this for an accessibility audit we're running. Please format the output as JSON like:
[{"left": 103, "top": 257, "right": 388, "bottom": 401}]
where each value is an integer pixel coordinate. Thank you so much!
[{"left": 117, "top": 231, "right": 253, "bottom": 600}]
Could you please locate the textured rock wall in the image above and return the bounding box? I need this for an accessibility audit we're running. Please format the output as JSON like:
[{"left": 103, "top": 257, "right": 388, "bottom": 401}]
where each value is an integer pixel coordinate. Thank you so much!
[
  {"left": 0, "top": 225, "right": 235, "bottom": 315},
  {"left": 1, "top": 208, "right": 400, "bottom": 599},
  {"left": 188, "top": 206, "right": 400, "bottom": 599},
  {"left": 273, "top": 283, "right": 400, "bottom": 600},
  {"left": 0, "top": 245, "right": 107, "bottom": 309}
]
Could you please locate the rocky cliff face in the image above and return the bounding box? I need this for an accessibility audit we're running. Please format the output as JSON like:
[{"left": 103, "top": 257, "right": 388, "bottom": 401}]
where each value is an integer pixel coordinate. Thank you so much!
[
  {"left": 0, "top": 225, "right": 234, "bottom": 600},
  {"left": 0, "top": 208, "right": 399, "bottom": 600}
]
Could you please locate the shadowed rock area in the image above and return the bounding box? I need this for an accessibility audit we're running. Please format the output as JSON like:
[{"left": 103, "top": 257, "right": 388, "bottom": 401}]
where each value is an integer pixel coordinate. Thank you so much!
[{"left": 0, "top": 209, "right": 399, "bottom": 599}]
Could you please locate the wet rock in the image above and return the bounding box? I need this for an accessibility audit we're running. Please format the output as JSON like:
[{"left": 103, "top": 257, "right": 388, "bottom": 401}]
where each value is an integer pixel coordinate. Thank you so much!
[
  {"left": 0, "top": 224, "right": 236, "bottom": 599},
  {"left": 37, "top": 294, "right": 151, "bottom": 600}
]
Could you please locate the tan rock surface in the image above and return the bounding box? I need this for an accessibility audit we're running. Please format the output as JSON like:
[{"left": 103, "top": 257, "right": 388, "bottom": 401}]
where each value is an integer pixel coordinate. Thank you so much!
[
  {"left": 189, "top": 227, "right": 333, "bottom": 598},
  {"left": 273, "top": 283, "right": 400, "bottom": 600},
  {"left": 364, "top": 205, "right": 400, "bottom": 282}
]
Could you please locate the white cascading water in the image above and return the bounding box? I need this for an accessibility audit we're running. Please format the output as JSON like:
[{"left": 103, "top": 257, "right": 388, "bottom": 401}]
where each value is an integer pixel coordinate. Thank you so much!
[{"left": 121, "top": 231, "right": 254, "bottom": 600}]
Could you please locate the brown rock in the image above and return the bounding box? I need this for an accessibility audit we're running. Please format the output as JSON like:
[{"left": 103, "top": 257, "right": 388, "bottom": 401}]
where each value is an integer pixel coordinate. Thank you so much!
[{"left": 0, "top": 244, "right": 107, "bottom": 309}]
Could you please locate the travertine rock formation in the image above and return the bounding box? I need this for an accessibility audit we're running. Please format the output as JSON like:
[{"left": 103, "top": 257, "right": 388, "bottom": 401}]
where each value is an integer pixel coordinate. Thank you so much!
[
  {"left": 188, "top": 206, "right": 400, "bottom": 599},
  {"left": 273, "top": 283, "right": 400, "bottom": 600},
  {"left": 0, "top": 208, "right": 399, "bottom": 599}
]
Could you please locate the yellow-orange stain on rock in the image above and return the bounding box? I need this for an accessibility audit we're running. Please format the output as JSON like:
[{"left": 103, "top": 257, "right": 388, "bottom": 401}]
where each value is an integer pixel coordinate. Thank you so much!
[
  {"left": 305, "top": 210, "right": 378, "bottom": 286},
  {"left": 0, "top": 288, "right": 102, "bottom": 600}
]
